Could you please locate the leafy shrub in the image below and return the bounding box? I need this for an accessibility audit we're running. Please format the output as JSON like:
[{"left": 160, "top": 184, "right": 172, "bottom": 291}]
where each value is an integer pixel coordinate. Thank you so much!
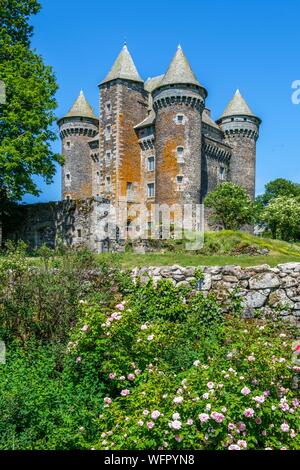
[{"left": 69, "top": 282, "right": 300, "bottom": 450}]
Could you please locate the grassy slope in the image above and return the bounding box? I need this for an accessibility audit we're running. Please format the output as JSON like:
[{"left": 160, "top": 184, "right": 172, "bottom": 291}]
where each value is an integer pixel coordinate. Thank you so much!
[{"left": 96, "top": 231, "right": 300, "bottom": 268}]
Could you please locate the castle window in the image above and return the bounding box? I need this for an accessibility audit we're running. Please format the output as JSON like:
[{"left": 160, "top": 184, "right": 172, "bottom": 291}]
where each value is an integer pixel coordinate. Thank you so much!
[
  {"left": 77, "top": 229, "right": 82, "bottom": 238},
  {"left": 105, "top": 102, "right": 111, "bottom": 113},
  {"left": 177, "top": 175, "right": 183, "bottom": 184},
  {"left": 106, "top": 176, "right": 111, "bottom": 192},
  {"left": 177, "top": 146, "right": 184, "bottom": 163},
  {"left": 147, "top": 182, "right": 155, "bottom": 198},
  {"left": 176, "top": 114, "right": 184, "bottom": 124},
  {"left": 106, "top": 151, "right": 111, "bottom": 166},
  {"left": 65, "top": 195, "right": 71, "bottom": 201},
  {"left": 126, "top": 182, "right": 134, "bottom": 199},
  {"left": 65, "top": 172, "right": 71, "bottom": 186},
  {"left": 66, "top": 141, "right": 71, "bottom": 148},
  {"left": 219, "top": 166, "right": 225, "bottom": 180},
  {"left": 147, "top": 156, "right": 155, "bottom": 172},
  {"left": 97, "top": 171, "right": 100, "bottom": 183},
  {"left": 105, "top": 125, "right": 111, "bottom": 141}
]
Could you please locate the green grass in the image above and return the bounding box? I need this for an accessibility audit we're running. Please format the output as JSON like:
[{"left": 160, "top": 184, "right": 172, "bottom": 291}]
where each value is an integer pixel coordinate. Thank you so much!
[{"left": 96, "top": 231, "right": 300, "bottom": 268}]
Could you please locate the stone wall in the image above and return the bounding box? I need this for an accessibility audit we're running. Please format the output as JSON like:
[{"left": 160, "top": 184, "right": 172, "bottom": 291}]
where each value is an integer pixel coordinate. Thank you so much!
[
  {"left": 132, "top": 263, "right": 300, "bottom": 326},
  {"left": 3, "top": 198, "right": 110, "bottom": 253}
]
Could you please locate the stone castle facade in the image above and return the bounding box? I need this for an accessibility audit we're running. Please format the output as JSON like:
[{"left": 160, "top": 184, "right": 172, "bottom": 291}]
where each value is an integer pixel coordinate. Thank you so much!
[
  {"left": 4, "top": 45, "right": 262, "bottom": 252},
  {"left": 58, "top": 45, "right": 261, "bottom": 209}
]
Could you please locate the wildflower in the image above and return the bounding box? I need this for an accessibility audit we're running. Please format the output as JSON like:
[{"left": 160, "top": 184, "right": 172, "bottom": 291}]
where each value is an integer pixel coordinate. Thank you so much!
[
  {"left": 104, "top": 397, "right": 112, "bottom": 405},
  {"left": 280, "top": 423, "right": 290, "bottom": 433},
  {"left": 193, "top": 360, "right": 200, "bottom": 367},
  {"left": 141, "top": 324, "right": 148, "bottom": 330},
  {"left": 244, "top": 408, "right": 255, "bottom": 418},
  {"left": 199, "top": 413, "right": 210, "bottom": 423},
  {"left": 147, "top": 421, "right": 155, "bottom": 429},
  {"left": 241, "top": 386, "right": 251, "bottom": 396},
  {"left": 151, "top": 410, "right": 161, "bottom": 420},
  {"left": 81, "top": 324, "right": 89, "bottom": 332},
  {"left": 120, "top": 389, "right": 130, "bottom": 397},
  {"left": 147, "top": 335, "right": 154, "bottom": 341},
  {"left": 116, "top": 303, "right": 125, "bottom": 311}
]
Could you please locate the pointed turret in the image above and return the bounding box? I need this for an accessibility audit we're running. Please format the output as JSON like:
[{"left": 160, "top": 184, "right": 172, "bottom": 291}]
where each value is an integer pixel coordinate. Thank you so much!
[
  {"left": 217, "top": 89, "right": 261, "bottom": 200},
  {"left": 65, "top": 90, "right": 97, "bottom": 120},
  {"left": 101, "top": 45, "right": 143, "bottom": 84},
  {"left": 220, "top": 89, "right": 256, "bottom": 119},
  {"left": 155, "top": 45, "right": 205, "bottom": 91}
]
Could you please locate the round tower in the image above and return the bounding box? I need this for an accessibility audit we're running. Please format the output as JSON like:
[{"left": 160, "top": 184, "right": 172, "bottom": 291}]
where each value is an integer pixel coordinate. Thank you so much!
[
  {"left": 152, "top": 46, "right": 207, "bottom": 206},
  {"left": 57, "top": 91, "right": 99, "bottom": 200},
  {"left": 216, "top": 90, "right": 261, "bottom": 199}
]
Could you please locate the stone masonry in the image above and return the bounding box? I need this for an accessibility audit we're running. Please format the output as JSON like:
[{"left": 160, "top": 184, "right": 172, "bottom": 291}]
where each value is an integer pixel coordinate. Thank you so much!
[{"left": 132, "top": 263, "right": 300, "bottom": 326}]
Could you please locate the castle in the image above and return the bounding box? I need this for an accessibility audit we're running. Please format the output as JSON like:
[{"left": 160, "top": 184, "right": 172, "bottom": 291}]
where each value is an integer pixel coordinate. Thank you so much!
[
  {"left": 4, "top": 45, "right": 262, "bottom": 252},
  {"left": 58, "top": 45, "right": 261, "bottom": 206}
]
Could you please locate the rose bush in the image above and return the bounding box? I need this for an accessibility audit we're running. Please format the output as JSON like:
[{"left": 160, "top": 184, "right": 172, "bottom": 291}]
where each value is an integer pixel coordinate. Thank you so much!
[{"left": 70, "top": 279, "right": 300, "bottom": 450}]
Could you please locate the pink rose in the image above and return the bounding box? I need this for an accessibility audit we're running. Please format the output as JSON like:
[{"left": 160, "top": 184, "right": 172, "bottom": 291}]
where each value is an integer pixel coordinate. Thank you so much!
[
  {"left": 81, "top": 324, "right": 89, "bottom": 332},
  {"left": 116, "top": 303, "right": 125, "bottom": 311},
  {"left": 109, "top": 373, "right": 116, "bottom": 380},
  {"left": 211, "top": 412, "right": 225, "bottom": 423},
  {"left": 104, "top": 397, "right": 112, "bottom": 405},
  {"left": 199, "top": 413, "right": 210, "bottom": 423},
  {"left": 244, "top": 408, "right": 255, "bottom": 418},
  {"left": 120, "top": 389, "right": 130, "bottom": 396},
  {"left": 151, "top": 410, "right": 161, "bottom": 420},
  {"left": 174, "top": 435, "right": 182, "bottom": 442},
  {"left": 237, "top": 440, "right": 247, "bottom": 449},
  {"left": 147, "top": 421, "right": 155, "bottom": 429},
  {"left": 241, "top": 386, "right": 251, "bottom": 396},
  {"left": 127, "top": 373, "right": 135, "bottom": 381},
  {"left": 280, "top": 423, "right": 290, "bottom": 433},
  {"left": 173, "top": 396, "right": 183, "bottom": 404},
  {"left": 170, "top": 420, "right": 181, "bottom": 430},
  {"left": 76, "top": 356, "right": 81, "bottom": 363}
]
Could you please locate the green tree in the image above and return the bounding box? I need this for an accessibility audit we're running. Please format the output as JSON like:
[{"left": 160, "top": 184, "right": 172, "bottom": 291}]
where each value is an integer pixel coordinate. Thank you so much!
[
  {"left": 261, "top": 196, "right": 300, "bottom": 241},
  {"left": 257, "top": 178, "right": 300, "bottom": 207},
  {"left": 0, "top": 0, "right": 62, "bottom": 242},
  {"left": 205, "top": 182, "right": 256, "bottom": 230}
]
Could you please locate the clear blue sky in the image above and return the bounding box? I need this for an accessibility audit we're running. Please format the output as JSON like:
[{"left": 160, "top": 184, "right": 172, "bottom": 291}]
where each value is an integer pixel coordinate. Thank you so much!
[{"left": 24, "top": 0, "right": 300, "bottom": 203}]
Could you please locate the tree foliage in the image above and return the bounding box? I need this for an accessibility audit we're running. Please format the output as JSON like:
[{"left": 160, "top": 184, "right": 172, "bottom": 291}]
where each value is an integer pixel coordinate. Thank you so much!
[
  {"left": 261, "top": 196, "right": 300, "bottom": 241},
  {"left": 0, "top": 0, "right": 62, "bottom": 204},
  {"left": 205, "top": 182, "right": 256, "bottom": 230}
]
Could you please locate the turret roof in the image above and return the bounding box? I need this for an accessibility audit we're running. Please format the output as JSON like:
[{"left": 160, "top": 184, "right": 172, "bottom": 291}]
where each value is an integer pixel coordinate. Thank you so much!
[
  {"left": 156, "top": 45, "right": 205, "bottom": 89},
  {"left": 220, "top": 89, "right": 255, "bottom": 118},
  {"left": 101, "top": 45, "right": 143, "bottom": 84},
  {"left": 65, "top": 90, "right": 97, "bottom": 120}
]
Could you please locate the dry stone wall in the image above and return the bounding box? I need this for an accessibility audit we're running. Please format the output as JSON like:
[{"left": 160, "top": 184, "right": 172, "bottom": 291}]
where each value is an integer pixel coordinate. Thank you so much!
[{"left": 132, "top": 263, "right": 300, "bottom": 326}]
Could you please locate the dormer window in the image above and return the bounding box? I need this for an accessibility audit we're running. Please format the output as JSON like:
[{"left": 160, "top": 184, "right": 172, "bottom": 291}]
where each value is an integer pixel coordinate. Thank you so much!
[{"left": 177, "top": 146, "right": 184, "bottom": 163}]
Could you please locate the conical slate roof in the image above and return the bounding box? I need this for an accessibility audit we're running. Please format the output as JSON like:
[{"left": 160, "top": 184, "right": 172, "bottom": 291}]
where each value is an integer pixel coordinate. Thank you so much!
[
  {"left": 157, "top": 45, "right": 204, "bottom": 89},
  {"left": 65, "top": 90, "right": 97, "bottom": 119},
  {"left": 220, "top": 89, "right": 255, "bottom": 118},
  {"left": 101, "top": 45, "right": 143, "bottom": 84}
]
